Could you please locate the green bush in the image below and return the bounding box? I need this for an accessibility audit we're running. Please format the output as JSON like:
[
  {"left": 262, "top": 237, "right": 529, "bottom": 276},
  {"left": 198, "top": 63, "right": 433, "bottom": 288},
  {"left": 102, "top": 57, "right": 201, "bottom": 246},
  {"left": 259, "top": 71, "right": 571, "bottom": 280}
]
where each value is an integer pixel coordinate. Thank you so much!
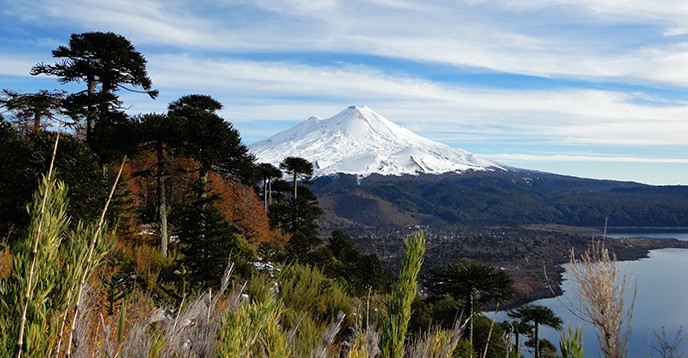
[{"left": 277, "top": 263, "right": 354, "bottom": 325}]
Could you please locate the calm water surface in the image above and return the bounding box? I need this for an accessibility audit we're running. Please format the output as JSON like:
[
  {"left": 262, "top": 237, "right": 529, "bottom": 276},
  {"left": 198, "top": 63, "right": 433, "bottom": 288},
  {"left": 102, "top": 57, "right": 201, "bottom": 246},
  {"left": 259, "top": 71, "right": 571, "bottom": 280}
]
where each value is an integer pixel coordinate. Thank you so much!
[{"left": 491, "top": 232, "right": 688, "bottom": 357}]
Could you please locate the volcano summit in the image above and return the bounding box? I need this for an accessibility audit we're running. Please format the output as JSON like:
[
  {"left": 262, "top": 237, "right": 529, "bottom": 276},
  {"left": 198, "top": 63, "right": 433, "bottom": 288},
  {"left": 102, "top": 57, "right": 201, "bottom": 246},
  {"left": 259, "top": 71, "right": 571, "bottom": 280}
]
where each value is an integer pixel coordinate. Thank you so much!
[{"left": 249, "top": 105, "right": 503, "bottom": 177}]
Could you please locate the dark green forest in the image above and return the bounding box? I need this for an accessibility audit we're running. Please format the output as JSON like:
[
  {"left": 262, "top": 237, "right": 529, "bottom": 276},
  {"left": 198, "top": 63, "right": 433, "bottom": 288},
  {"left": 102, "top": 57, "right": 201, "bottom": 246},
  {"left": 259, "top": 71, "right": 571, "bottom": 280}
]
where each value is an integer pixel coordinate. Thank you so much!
[{"left": 313, "top": 171, "right": 688, "bottom": 229}]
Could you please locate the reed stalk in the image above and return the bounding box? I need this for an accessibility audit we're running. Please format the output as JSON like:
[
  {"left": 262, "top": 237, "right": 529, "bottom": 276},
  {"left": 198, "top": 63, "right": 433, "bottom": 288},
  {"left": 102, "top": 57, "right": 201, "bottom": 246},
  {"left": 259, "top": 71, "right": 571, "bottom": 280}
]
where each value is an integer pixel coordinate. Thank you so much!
[
  {"left": 568, "top": 234, "right": 634, "bottom": 358},
  {"left": 65, "top": 157, "right": 126, "bottom": 358}
]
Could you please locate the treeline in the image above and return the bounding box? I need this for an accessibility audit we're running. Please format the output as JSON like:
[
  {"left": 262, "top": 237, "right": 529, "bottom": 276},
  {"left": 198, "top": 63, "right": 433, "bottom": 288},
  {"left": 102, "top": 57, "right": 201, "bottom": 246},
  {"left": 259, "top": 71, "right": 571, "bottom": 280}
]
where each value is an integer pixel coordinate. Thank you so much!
[{"left": 312, "top": 171, "right": 688, "bottom": 229}]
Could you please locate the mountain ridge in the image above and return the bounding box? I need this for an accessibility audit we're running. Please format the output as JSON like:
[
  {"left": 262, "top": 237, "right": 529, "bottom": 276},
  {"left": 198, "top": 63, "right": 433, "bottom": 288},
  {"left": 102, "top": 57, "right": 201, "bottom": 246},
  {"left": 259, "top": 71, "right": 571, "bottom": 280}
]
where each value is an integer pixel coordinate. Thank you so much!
[
  {"left": 311, "top": 170, "right": 688, "bottom": 230},
  {"left": 250, "top": 105, "right": 503, "bottom": 177},
  {"left": 249, "top": 105, "right": 688, "bottom": 230}
]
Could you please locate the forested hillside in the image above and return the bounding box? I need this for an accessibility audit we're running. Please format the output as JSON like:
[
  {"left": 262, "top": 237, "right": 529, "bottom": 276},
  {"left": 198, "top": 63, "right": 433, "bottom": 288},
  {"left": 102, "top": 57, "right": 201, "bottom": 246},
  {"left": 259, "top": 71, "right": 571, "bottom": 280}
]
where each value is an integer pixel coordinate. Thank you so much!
[{"left": 313, "top": 171, "right": 688, "bottom": 229}]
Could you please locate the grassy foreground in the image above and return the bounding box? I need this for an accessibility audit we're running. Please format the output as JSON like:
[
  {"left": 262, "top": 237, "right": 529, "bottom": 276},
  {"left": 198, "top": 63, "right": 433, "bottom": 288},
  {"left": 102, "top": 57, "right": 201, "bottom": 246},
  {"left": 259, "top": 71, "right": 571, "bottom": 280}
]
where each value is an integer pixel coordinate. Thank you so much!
[{"left": 0, "top": 160, "right": 471, "bottom": 357}]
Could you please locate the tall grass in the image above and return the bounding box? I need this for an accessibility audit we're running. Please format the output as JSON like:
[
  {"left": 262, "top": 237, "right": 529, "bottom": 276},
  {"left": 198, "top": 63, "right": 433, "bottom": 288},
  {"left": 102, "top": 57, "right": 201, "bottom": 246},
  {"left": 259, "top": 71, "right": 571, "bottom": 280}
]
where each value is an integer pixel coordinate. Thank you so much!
[
  {"left": 405, "top": 319, "right": 467, "bottom": 358},
  {"left": 380, "top": 230, "right": 426, "bottom": 358},
  {"left": 560, "top": 324, "right": 584, "bottom": 358},
  {"left": 0, "top": 134, "right": 118, "bottom": 358},
  {"left": 2, "top": 175, "right": 452, "bottom": 358},
  {"left": 568, "top": 237, "right": 634, "bottom": 358}
]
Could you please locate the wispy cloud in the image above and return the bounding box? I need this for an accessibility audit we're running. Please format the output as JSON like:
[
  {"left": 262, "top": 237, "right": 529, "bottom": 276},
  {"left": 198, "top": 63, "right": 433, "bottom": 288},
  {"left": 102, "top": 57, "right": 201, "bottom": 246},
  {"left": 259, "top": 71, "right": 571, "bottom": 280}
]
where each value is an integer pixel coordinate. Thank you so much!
[
  {"left": 0, "top": 56, "right": 36, "bottom": 76},
  {"left": 491, "top": 153, "right": 688, "bottom": 164},
  {"left": 2, "top": 0, "right": 688, "bottom": 184},
  {"left": 140, "top": 54, "right": 688, "bottom": 147},
  {"left": 9, "top": 0, "right": 688, "bottom": 86}
]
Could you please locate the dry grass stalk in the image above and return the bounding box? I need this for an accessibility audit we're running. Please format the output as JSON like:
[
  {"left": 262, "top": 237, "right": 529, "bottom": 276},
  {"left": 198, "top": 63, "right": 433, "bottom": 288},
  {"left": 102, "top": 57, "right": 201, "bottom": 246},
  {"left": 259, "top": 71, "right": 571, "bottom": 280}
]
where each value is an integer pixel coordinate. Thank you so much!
[
  {"left": 568, "top": 237, "right": 635, "bottom": 358},
  {"left": 66, "top": 157, "right": 127, "bottom": 358},
  {"left": 348, "top": 324, "right": 381, "bottom": 358},
  {"left": 650, "top": 326, "right": 684, "bottom": 358},
  {"left": 313, "top": 311, "right": 346, "bottom": 358},
  {"left": 348, "top": 291, "right": 381, "bottom": 358},
  {"left": 405, "top": 316, "right": 467, "bottom": 358}
]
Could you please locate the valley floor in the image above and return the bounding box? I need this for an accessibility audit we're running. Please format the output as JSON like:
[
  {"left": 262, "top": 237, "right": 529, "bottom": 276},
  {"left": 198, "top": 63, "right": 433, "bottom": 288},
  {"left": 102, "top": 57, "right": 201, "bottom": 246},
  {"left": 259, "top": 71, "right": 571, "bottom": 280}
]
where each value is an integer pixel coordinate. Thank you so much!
[{"left": 344, "top": 224, "right": 688, "bottom": 308}]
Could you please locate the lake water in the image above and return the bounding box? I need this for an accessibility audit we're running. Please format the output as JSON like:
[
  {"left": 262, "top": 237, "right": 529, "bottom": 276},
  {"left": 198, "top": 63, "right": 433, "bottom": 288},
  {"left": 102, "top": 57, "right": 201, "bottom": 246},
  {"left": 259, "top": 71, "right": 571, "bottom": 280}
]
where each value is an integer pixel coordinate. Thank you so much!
[{"left": 490, "top": 232, "right": 688, "bottom": 357}]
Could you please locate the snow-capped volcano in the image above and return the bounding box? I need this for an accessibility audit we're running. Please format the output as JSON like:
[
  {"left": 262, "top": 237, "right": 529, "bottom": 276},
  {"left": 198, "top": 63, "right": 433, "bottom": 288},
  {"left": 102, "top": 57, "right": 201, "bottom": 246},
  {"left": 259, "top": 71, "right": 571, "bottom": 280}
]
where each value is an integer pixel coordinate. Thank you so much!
[{"left": 249, "top": 105, "right": 503, "bottom": 177}]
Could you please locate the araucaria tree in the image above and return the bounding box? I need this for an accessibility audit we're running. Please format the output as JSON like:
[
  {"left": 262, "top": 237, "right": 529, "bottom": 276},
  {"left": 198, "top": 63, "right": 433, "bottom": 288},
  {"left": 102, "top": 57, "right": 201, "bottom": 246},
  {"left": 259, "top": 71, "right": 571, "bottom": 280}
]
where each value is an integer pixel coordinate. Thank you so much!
[
  {"left": 279, "top": 156, "right": 313, "bottom": 199},
  {"left": 173, "top": 200, "right": 255, "bottom": 287},
  {"left": 508, "top": 304, "right": 563, "bottom": 358},
  {"left": 168, "top": 94, "right": 254, "bottom": 198},
  {"left": 268, "top": 158, "right": 322, "bottom": 259},
  {"left": 0, "top": 89, "right": 65, "bottom": 134},
  {"left": 255, "top": 163, "right": 282, "bottom": 210},
  {"left": 423, "top": 261, "right": 515, "bottom": 348},
  {"left": 31, "top": 32, "right": 158, "bottom": 141},
  {"left": 164, "top": 95, "right": 257, "bottom": 286},
  {"left": 136, "top": 113, "right": 178, "bottom": 257}
]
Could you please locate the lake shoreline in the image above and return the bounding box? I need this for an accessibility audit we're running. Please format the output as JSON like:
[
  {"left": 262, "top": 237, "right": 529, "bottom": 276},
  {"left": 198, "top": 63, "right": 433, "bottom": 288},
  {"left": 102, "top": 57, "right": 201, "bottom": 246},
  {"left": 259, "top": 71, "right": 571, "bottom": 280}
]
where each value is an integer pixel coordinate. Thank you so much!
[
  {"left": 352, "top": 224, "right": 688, "bottom": 311},
  {"left": 502, "top": 229, "right": 688, "bottom": 310}
]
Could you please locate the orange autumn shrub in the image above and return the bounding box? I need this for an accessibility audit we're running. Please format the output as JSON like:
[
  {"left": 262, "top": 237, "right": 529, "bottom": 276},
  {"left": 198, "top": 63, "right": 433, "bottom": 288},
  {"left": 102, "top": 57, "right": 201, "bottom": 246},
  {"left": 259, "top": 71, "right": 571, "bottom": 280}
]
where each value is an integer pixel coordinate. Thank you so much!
[{"left": 209, "top": 172, "right": 272, "bottom": 245}]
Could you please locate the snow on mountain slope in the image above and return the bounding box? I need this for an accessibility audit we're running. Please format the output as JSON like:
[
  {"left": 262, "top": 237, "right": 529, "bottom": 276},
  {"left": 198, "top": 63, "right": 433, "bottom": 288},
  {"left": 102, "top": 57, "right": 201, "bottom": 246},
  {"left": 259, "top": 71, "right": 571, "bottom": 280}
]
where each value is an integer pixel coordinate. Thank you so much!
[{"left": 249, "top": 105, "right": 504, "bottom": 177}]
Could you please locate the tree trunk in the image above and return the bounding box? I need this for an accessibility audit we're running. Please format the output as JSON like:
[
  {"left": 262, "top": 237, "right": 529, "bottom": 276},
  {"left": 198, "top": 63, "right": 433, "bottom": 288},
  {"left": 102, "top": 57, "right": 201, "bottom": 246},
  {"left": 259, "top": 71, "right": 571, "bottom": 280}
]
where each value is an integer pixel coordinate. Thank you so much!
[
  {"left": 268, "top": 179, "right": 273, "bottom": 205},
  {"left": 263, "top": 176, "right": 268, "bottom": 211},
  {"left": 199, "top": 163, "right": 209, "bottom": 199},
  {"left": 292, "top": 172, "right": 297, "bottom": 199},
  {"left": 33, "top": 112, "right": 41, "bottom": 132},
  {"left": 468, "top": 288, "right": 474, "bottom": 348},
  {"left": 157, "top": 141, "right": 169, "bottom": 257},
  {"left": 535, "top": 323, "right": 540, "bottom": 358},
  {"left": 86, "top": 76, "right": 96, "bottom": 141}
]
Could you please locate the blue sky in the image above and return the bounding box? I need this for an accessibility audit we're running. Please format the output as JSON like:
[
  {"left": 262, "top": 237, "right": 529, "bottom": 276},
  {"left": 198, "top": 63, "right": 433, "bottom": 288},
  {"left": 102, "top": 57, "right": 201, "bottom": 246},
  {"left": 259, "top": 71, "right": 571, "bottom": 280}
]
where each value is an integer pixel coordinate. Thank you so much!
[{"left": 1, "top": 0, "right": 687, "bottom": 185}]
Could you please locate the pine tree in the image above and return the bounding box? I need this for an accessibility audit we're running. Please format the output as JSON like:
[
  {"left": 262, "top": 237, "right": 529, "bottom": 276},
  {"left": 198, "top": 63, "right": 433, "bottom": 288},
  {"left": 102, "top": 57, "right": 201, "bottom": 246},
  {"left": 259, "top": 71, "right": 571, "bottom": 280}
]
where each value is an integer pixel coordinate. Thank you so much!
[
  {"left": 173, "top": 199, "right": 255, "bottom": 287},
  {"left": 508, "top": 304, "right": 563, "bottom": 358},
  {"left": 0, "top": 89, "right": 65, "bottom": 134},
  {"left": 423, "top": 261, "right": 515, "bottom": 347},
  {"left": 31, "top": 32, "right": 157, "bottom": 142},
  {"left": 279, "top": 156, "right": 313, "bottom": 199},
  {"left": 168, "top": 95, "right": 254, "bottom": 198}
]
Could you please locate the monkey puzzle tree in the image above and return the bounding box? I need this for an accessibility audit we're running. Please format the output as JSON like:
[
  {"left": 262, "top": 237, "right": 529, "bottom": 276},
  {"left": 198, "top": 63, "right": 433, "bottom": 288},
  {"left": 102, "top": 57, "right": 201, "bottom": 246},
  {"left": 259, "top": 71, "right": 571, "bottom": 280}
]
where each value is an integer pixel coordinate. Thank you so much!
[
  {"left": 31, "top": 31, "right": 158, "bottom": 142},
  {"left": 173, "top": 197, "right": 256, "bottom": 288},
  {"left": 279, "top": 156, "right": 313, "bottom": 199},
  {"left": 0, "top": 123, "right": 108, "bottom": 237},
  {"left": 0, "top": 89, "right": 65, "bottom": 134},
  {"left": 136, "top": 113, "right": 179, "bottom": 257},
  {"left": 269, "top": 186, "right": 323, "bottom": 259},
  {"left": 508, "top": 304, "right": 563, "bottom": 358},
  {"left": 168, "top": 94, "right": 254, "bottom": 199},
  {"left": 255, "top": 163, "right": 282, "bottom": 210},
  {"left": 423, "top": 261, "right": 515, "bottom": 348}
]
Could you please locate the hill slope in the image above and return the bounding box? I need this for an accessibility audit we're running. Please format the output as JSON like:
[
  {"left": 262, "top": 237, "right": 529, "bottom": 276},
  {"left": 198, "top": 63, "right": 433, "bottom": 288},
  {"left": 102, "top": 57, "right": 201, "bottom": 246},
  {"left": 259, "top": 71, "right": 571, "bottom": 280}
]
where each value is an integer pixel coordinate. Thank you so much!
[{"left": 312, "top": 171, "right": 688, "bottom": 229}]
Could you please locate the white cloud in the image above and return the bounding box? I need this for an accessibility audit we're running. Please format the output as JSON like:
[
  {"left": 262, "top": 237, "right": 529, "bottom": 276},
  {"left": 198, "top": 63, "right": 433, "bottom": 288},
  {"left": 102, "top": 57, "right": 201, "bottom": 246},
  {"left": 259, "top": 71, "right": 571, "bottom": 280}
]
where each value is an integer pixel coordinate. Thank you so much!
[
  {"left": 139, "top": 53, "right": 688, "bottom": 147},
  {"left": 490, "top": 153, "right": 688, "bottom": 164},
  {"left": 0, "top": 56, "right": 36, "bottom": 76},
  {"left": 9, "top": 0, "right": 688, "bottom": 87}
]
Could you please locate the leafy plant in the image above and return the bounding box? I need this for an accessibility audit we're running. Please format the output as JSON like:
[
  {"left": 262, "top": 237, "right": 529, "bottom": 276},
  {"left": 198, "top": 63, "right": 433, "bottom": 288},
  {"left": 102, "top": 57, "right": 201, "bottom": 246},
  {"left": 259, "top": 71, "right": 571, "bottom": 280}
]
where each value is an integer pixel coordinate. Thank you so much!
[
  {"left": 0, "top": 134, "right": 119, "bottom": 357},
  {"left": 560, "top": 324, "right": 584, "bottom": 358},
  {"left": 380, "top": 231, "right": 426, "bottom": 358}
]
